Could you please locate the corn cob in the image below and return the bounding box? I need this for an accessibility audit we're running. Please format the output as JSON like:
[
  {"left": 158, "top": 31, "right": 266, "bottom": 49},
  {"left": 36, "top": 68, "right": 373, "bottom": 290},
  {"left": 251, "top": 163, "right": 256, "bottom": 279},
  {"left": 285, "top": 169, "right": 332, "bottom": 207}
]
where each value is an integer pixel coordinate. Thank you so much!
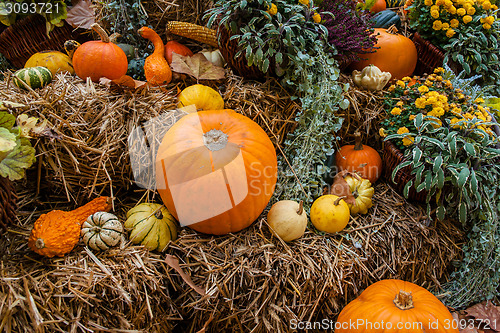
[{"left": 166, "top": 21, "right": 218, "bottom": 48}]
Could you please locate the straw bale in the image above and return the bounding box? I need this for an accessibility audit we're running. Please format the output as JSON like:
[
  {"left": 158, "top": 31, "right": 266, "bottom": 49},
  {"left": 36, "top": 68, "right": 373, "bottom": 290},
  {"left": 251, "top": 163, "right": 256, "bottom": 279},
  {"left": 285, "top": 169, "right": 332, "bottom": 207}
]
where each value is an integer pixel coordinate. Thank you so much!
[{"left": 0, "top": 182, "right": 464, "bottom": 332}]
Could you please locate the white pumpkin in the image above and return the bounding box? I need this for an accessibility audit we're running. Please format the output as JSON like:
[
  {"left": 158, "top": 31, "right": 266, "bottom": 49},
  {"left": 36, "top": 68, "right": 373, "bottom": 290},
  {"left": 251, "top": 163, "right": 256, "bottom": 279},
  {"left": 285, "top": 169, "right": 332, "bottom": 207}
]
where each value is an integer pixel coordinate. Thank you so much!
[
  {"left": 82, "top": 212, "right": 123, "bottom": 251},
  {"left": 267, "top": 200, "right": 308, "bottom": 242},
  {"left": 124, "top": 203, "right": 177, "bottom": 251},
  {"left": 200, "top": 49, "right": 226, "bottom": 67}
]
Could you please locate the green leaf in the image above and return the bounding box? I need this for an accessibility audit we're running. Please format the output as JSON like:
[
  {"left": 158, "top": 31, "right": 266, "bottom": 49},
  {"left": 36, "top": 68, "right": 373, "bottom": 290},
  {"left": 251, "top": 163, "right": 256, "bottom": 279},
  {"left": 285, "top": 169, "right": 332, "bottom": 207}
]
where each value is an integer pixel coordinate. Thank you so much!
[
  {"left": 458, "top": 168, "right": 470, "bottom": 187},
  {"left": 464, "top": 142, "right": 475, "bottom": 157},
  {"left": 413, "top": 147, "right": 422, "bottom": 166},
  {"left": 449, "top": 135, "right": 457, "bottom": 159},
  {"left": 436, "top": 205, "right": 446, "bottom": 221},
  {"left": 437, "top": 169, "right": 445, "bottom": 189},
  {"left": 0, "top": 111, "right": 16, "bottom": 130},
  {"left": 458, "top": 202, "right": 467, "bottom": 225},
  {"left": 425, "top": 171, "right": 432, "bottom": 191},
  {"left": 470, "top": 169, "right": 478, "bottom": 193},
  {"left": 414, "top": 113, "right": 424, "bottom": 129},
  {"left": 0, "top": 143, "right": 36, "bottom": 181},
  {"left": 433, "top": 155, "right": 443, "bottom": 173},
  {"left": 403, "top": 179, "right": 413, "bottom": 199},
  {"left": 391, "top": 161, "right": 412, "bottom": 183},
  {"left": 0, "top": 127, "right": 17, "bottom": 153}
]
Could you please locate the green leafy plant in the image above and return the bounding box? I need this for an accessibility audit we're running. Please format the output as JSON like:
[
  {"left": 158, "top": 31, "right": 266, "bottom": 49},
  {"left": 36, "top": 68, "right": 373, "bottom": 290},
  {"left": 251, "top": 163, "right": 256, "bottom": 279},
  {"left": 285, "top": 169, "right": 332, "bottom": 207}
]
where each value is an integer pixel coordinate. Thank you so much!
[
  {"left": 381, "top": 66, "right": 500, "bottom": 307},
  {"left": 206, "top": 0, "right": 348, "bottom": 207},
  {"left": 407, "top": 0, "right": 500, "bottom": 94},
  {"left": 0, "top": 112, "right": 38, "bottom": 181}
]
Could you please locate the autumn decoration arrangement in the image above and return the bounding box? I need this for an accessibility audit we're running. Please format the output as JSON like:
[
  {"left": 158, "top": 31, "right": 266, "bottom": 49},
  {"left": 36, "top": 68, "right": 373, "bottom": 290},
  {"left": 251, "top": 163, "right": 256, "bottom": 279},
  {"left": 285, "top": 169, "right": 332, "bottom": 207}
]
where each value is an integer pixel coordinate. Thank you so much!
[{"left": 0, "top": 0, "right": 499, "bottom": 330}]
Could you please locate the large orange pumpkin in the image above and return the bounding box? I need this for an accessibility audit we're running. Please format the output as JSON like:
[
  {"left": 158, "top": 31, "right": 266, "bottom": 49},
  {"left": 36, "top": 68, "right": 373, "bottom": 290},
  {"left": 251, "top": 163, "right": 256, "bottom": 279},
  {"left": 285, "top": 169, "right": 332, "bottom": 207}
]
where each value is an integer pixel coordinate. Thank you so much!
[
  {"left": 335, "top": 132, "right": 382, "bottom": 183},
  {"left": 350, "top": 26, "right": 417, "bottom": 80},
  {"left": 155, "top": 109, "right": 277, "bottom": 235},
  {"left": 336, "top": 279, "right": 459, "bottom": 333},
  {"left": 73, "top": 24, "right": 128, "bottom": 82}
]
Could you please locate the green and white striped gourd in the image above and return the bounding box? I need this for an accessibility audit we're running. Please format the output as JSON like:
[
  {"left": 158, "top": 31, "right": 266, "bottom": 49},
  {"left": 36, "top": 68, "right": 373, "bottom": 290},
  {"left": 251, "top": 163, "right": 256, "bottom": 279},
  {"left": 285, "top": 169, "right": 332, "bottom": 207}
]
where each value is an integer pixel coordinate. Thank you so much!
[
  {"left": 13, "top": 66, "right": 52, "bottom": 90},
  {"left": 82, "top": 212, "right": 123, "bottom": 251},
  {"left": 124, "top": 203, "right": 177, "bottom": 251}
]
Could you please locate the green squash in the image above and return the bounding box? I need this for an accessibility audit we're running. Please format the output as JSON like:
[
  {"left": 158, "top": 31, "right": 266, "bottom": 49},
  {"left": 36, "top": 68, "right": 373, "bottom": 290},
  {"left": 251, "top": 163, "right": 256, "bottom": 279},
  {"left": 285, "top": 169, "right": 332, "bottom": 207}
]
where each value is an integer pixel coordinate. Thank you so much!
[
  {"left": 116, "top": 43, "right": 136, "bottom": 62},
  {"left": 13, "top": 66, "right": 53, "bottom": 90},
  {"left": 371, "top": 10, "right": 401, "bottom": 29}
]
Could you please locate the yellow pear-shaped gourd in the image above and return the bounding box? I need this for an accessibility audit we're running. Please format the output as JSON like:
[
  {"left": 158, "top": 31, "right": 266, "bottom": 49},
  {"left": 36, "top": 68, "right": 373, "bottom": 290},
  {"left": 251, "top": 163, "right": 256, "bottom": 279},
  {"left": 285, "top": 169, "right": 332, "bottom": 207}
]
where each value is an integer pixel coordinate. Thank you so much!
[
  {"left": 24, "top": 40, "right": 81, "bottom": 76},
  {"left": 177, "top": 84, "right": 224, "bottom": 112},
  {"left": 344, "top": 175, "right": 374, "bottom": 215},
  {"left": 267, "top": 200, "right": 308, "bottom": 242},
  {"left": 310, "top": 195, "right": 350, "bottom": 233}
]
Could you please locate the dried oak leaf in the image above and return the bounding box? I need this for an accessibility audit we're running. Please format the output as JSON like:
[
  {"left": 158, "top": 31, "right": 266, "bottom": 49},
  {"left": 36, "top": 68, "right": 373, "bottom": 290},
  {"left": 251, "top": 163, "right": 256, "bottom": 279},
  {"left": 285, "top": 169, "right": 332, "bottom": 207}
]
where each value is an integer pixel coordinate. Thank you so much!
[
  {"left": 65, "top": 0, "right": 95, "bottom": 30},
  {"left": 170, "top": 53, "right": 225, "bottom": 81},
  {"left": 328, "top": 170, "right": 358, "bottom": 206},
  {"left": 452, "top": 312, "right": 480, "bottom": 333},
  {"left": 466, "top": 301, "right": 500, "bottom": 332}
]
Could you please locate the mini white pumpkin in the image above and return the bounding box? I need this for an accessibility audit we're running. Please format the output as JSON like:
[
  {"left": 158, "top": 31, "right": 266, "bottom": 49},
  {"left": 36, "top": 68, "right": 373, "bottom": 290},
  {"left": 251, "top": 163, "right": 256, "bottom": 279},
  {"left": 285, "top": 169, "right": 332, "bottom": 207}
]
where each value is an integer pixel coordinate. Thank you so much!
[
  {"left": 200, "top": 49, "right": 226, "bottom": 67},
  {"left": 81, "top": 212, "right": 123, "bottom": 251}
]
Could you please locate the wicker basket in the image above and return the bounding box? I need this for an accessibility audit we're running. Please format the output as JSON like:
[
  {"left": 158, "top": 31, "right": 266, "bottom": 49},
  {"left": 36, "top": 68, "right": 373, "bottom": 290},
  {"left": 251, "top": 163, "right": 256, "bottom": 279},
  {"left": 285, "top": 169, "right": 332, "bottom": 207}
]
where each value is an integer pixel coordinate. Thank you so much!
[
  {"left": 0, "top": 14, "right": 90, "bottom": 68},
  {"left": 382, "top": 140, "right": 428, "bottom": 202},
  {"left": 0, "top": 176, "right": 17, "bottom": 235},
  {"left": 412, "top": 32, "right": 446, "bottom": 77}
]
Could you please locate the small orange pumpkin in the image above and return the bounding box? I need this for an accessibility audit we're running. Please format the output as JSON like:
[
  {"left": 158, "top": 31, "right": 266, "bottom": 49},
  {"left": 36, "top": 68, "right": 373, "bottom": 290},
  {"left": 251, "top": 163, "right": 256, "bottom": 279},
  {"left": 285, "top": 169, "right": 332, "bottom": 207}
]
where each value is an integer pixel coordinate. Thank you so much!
[
  {"left": 155, "top": 109, "right": 277, "bottom": 235},
  {"left": 28, "top": 197, "right": 112, "bottom": 257},
  {"left": 138, "top": 27, "right": 172, "bottom": 86},
  {"left": 72, "top": 24, "right": 128, "bottom": 82},
  {"left": 335, "top": 132, "right": 382, "bottom": 183},
  {"left": 350, "top": 26, "right": 417, "bottom": 80},
  {"left": 336, "top": 279, "right": 459, "bottom": 333},
  {"left": 371, "top": 0, "right": 387, "bottom": 12},
  {"left": 165, "top": 40, "right": 194, "bottom": 64}
]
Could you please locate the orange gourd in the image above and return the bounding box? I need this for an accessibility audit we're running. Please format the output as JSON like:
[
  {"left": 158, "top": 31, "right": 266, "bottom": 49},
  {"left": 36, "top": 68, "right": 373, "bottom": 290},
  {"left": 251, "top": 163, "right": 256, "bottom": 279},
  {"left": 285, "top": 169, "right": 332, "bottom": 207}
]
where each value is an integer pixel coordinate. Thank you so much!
[
  {"left": 371, "top": 0, "right": 387, "bottom": 12},
  {"left": 336, "top": 279, "right": 459, "bottom": 333},
  {"left": 138, "top": 27, "right": 172, "bottom": 86},
  {"left": 335, "top": 132, "right": 382, "bottom": 183},
  {"left": 28, "top": 197, "right": 112, "bottom": 257},
  {"left": 165, "top": 40, "right": 194, "bottom": 64},
  {"left": 351, "top": 26, "right": 417, "bottom": 80},
  {"left": 155, "top": 109, "right": 277, "bottom": 235},
  {"left": 72, "top": 24, "right": 128, "bottom": 82}
]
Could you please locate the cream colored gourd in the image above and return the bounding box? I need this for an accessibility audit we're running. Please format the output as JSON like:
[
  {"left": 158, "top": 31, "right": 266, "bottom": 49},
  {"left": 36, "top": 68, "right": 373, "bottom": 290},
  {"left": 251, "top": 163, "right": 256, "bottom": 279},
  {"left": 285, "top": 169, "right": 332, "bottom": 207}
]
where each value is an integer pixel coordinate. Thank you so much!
[
  {"left": 81, "top": 212, "right": 123, "bottom": 251},
  {"left": 124, "top": 203, "right": 177, "bottom": 251},
  {"left": 267, "top": 200, "right": 308, "bottom": 242},
  {"left": 352, "top": 65, "right": 392, "bottom": 91},
  {"left": 344, "top": 175, "right": 374, "bottom": 215},
  {"left": 200, "top": 49, "right": 226, "bottom": 67}
]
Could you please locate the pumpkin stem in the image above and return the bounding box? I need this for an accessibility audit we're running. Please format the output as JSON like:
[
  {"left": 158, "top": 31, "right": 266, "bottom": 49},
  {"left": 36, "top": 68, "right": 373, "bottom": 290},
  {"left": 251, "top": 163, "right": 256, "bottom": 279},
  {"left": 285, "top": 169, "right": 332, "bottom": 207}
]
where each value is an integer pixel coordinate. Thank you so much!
[
  {"left": 91, "top": 23, "right": 110, "bottom": 43},
  {"left": 297, "top": 200, "right": 304, "bottom": 215},
  {"left": 334, "top": 196, "right": 346, "bottom": 206},
  {"left": 203, "top": 129, "right": 228, "bottom": 151},
  {"left": 393, "top": 290, "right": 414, "bottom": 310},
  {"left": 35, "top": 238, "right": 45, "bottom": 249},
  {"left": 109, "top": 32, "right": 121, "bottom": 43},
  {"left": 354, "top": 132, "right": 363, "bottom": 151},
  {"left": 154, "top": 208, "right": 164, "bottom": 220}
]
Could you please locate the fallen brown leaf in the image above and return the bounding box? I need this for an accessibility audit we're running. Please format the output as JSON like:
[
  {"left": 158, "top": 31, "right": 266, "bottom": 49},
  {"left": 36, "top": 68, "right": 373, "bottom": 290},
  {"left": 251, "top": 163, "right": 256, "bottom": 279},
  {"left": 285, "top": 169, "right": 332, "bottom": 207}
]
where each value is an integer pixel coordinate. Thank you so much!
[
  {"left": 453, "top": 312, "right": 480, "bottom": 333},
  {"left": 165, "top": 254, "right": 206, "bottom": 296},
  {"left": 466, "top": 301, "right": 500, "bottom": 332},
  {"left": 66, "top": 0, "right": 95, "bottom": 29},
  {"left": 99, "top": 75, "right": 147, "bottom": 91},
  {"left": 170, "top": 53, "right": 225, "bottom": 81}
]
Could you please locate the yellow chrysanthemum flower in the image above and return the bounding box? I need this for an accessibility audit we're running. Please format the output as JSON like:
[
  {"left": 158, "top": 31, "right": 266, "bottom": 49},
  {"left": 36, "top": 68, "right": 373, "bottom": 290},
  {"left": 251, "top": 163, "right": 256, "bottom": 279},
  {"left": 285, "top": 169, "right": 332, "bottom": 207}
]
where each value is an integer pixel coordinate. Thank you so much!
[
  {"left": 409, "top": 114, "right": 417, "bottom": 121},
  {"left": 456, "top": 0, "right": 466, "bottom": 5},
  {"left": 492, "top": 4, "right": 498, "bottom": 10},
  {"left": 266, "top": 3, "right": 278, "bottom": 15},
  {"left": 388, "top": 85, "right": 396, "bottom": 92},
  {"left": 402, "top": 136, "right": 415, "bottom": 146},
  {"left": 396, "top": 80, "right": 405, "bottom": 88},
  {"left": 415, "top": 98, "right": 427, "bottom": 108},
  {"left": 402, "top": 77, "right": 412, "bottom": 81},
  {"left": 450, "top": 18, "right": 460, "bottom": 27},
  {"left": 483, "top": 23, "right": 492, "bottom": 29},
  {"left": 431, "top": 10, "right": 440, "bottom": 18},
  {"left": 475, "top": 97, "right": 485, "bottom": 103},
  {"left": 445, "top": 0, "right": 453, "bottom": 7},
  {"left": 312, "top": 12, "right": 321, "bottom": 23},
  {"left": 425, "top": 0, "right": 433, "bottom": 5},
  {"left": 427, "top": 96, "right": 438, "bottom": 105},
  {"left": 467, "top": 6, "right": 476, "bottom": 14},
  {"left": 482, "top": 1, "right": 491, "bottom": 9},
  {"left": 486, "top": 16, "right": 495, "bottom": 25},
  {"left": 434, "top": 67, "right": 445, "bottom": 73},
  {"left": 431, "top": 4, "right": 440, "bottom": 10},
  {"left": 433, "top": 20, "right": 443, "bottom": 30},
  {"left": 450, "top": 117, "right": 462, "bottom": 129},
  {"left": 396, "top": 101, "right": 404, "bottom": 106},
  {"left": 448, "top": 5, "right": 457, "bottom": 13},
  {"left": 457, "top": 7, "right": 466, "bottom": 15},
  {"left": 379, "top": 128, "right": 388, "bottom": 137},
  {"left": 391, "top": 107, "right": 402, "bottom": 115},
  {"left": 425, "top": 80, "right": 433, "bottom": 86},
  {"left": 397, "top": 127, "right": 410, "bottom": 134},
  {"left": 418, "top": 85, "right": 430, "bottom": 93},
  {"left": 463, "top": 15, "right": 473, "bottom": 23},
  {"left": 436, "top": 0, "right": 445, "bottom": 5},
  {"left": 446, "top": 28, "right": 456, "bottom": 37},
  {"left": 299, "top": 0, "right": 310, "bottom": 5},
  {"left": 433, "top": 107, "right": 446, "bottom": 116}
]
